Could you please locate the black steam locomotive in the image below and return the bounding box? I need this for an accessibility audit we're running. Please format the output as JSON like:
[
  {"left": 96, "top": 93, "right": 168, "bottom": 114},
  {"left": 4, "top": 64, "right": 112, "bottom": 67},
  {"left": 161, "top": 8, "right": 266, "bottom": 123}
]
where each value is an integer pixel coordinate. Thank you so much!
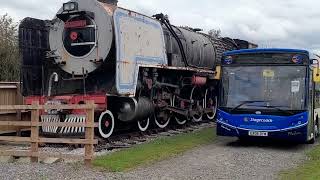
[{"left": 19, "top": 0, "right": 256, "bottom": 138}]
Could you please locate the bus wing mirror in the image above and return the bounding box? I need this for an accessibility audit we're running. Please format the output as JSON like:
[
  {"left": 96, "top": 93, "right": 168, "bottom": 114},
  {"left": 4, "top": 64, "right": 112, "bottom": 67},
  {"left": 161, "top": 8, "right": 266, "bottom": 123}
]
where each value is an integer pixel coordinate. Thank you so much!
[{"left": 313, "top": 67, "right": 320, "bottom": 82}]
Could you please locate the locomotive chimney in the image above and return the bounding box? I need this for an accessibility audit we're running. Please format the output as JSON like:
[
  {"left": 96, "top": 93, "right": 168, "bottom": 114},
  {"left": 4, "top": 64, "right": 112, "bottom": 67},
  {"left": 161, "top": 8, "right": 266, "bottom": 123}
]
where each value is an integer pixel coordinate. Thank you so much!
[{"left": 97, "top": 0, "right": 118, "bottom": 5}]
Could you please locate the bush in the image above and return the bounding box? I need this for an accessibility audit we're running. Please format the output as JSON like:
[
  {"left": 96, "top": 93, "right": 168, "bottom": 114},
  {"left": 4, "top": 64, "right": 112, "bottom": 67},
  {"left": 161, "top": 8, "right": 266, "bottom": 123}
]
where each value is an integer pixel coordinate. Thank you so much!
[{"left": 0, "top": 14, "right": 19, "bottom": 82}]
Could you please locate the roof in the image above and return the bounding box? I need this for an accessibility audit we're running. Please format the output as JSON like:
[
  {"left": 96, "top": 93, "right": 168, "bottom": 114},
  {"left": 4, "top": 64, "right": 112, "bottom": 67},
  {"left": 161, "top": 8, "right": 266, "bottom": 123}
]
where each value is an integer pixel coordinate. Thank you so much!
[{"left": 223, "top": 48, "right": 309, "bottom": 56}]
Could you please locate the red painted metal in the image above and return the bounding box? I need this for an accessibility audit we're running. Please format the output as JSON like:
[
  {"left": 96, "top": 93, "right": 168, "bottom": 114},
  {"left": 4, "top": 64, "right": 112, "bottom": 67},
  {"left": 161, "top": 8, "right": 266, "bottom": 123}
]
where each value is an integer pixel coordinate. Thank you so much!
[
  {"left": 105, "top": 121, "right": 110, "bottom": 128},
  {"left": 64, "top": 20, "right": 87, "bottom": 28},
  {"left": 191, "top": 76, "right": 207, "bottom": 86},
  {"left": 70, "top": 31, "right": 78, "bottom": 41},
  {"left": 25, "top": 94, "right": 107, "bottom": 114}
]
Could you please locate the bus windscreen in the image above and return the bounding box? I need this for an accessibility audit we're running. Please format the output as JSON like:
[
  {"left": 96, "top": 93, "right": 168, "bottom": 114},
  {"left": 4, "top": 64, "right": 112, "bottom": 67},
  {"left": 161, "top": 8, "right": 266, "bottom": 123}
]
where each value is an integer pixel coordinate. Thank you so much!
[{"left": 220, "top": 66, "right": 307, "bottom": 111}]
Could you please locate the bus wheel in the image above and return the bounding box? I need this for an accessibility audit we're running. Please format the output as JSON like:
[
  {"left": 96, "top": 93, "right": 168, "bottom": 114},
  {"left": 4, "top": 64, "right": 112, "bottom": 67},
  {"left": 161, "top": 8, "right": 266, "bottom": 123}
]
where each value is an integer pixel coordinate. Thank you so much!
[
  {"left": 315, "top": 119, "right": 319, "bottom": 138},
  {"left": 307, "top": 126, "right": 317, "bottom": 144},
  {"left": 307, "top": 136, "right": 315, "bottom": 144},
  {"left": 315, "top": 124, "right": 319, "bottom": 138}
]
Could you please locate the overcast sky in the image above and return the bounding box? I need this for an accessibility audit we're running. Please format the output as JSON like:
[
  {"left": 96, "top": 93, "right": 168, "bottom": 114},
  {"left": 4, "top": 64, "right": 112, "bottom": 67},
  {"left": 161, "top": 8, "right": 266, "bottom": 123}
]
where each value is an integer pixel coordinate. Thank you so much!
[{"left": 1, "top": 0, "right": 319, "bottom": 54}]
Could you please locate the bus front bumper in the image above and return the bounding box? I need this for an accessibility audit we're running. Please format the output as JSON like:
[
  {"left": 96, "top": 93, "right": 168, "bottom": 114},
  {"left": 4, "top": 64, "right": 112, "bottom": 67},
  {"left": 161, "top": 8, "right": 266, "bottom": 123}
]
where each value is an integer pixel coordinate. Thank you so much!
[{"left": 217, "top": 121, "right": 308, "bottom": 142}]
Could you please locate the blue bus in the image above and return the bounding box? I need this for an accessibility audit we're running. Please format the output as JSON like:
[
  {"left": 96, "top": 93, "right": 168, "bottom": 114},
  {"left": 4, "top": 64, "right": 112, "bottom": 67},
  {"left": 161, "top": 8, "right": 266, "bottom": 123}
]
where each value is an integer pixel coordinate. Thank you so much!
[{"left": 217, "top": 48, "right": 320, "bottom": 143}]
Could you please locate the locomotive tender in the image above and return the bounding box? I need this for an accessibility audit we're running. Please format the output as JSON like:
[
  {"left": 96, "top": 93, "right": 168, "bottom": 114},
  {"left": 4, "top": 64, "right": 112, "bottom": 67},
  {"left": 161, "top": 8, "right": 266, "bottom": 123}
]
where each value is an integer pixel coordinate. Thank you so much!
[{"left": 20, "top": 0, "right": 255, "bottom": 138}]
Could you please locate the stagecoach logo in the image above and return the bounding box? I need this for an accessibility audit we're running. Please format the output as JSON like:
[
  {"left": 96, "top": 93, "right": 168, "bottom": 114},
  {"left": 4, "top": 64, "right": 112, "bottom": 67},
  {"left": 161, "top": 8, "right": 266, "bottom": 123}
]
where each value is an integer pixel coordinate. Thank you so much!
[
  {"left": 224, "top": 56, "right": 233, "bottom": 64},
  {"left": 249, "top": 118, "right": 273, "bottom": 123},
  {"left": 292, "top": 55, "right": 303, "bottom": 64}
]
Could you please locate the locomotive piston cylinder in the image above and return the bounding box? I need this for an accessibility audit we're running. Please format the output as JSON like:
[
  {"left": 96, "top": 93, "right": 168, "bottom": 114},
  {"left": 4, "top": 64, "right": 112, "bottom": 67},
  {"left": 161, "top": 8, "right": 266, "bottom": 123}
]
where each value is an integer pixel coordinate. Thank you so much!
[{"left": 116, "top": 97, "right": 155, "bottom": 122}]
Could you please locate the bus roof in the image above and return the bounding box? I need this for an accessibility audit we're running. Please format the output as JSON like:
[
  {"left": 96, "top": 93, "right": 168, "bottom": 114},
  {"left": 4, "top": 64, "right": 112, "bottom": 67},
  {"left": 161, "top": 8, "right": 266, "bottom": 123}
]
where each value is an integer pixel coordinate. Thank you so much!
[{"left": 223, "top": 48, "right": 309, "bottom": 56}]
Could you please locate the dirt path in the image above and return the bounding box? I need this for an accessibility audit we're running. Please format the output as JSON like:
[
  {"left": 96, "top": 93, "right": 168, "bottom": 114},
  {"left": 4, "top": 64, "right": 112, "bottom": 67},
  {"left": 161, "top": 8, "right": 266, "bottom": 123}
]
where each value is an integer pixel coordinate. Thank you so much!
[
  {"left": 0, "top": 137, "right": 314, "bottom": 180},
  {"left": 121, "top": 137, "right": 312, "bottom": 180}
]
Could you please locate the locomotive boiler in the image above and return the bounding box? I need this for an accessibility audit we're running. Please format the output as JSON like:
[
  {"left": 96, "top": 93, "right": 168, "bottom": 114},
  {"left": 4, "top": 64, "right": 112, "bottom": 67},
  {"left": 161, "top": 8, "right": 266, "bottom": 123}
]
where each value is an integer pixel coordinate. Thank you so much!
[{"left": 19, "top": 0, "right": 256, "bottom": 138}]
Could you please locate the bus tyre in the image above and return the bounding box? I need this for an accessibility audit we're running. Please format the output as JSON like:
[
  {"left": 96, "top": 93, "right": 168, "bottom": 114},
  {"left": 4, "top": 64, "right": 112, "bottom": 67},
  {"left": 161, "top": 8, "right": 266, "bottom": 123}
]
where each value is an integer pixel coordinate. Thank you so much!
[
  {"left": 308, "top": 123, "right": 319, "bottom": 144},
  {"left": 307, "top": 136, "right": 315, "bottom": 144},
  {"left": 315, "top": 122, "right": 319, "bottom": 138}
]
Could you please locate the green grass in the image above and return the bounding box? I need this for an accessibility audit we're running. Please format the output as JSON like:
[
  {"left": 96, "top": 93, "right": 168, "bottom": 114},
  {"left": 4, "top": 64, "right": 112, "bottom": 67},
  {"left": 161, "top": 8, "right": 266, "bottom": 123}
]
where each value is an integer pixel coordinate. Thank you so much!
[
  {"left": 93, "top": 128, "right": 216, "bottom": 172},
  {"left": 280, "top": 145, "right": 320, "bottom": 180}
]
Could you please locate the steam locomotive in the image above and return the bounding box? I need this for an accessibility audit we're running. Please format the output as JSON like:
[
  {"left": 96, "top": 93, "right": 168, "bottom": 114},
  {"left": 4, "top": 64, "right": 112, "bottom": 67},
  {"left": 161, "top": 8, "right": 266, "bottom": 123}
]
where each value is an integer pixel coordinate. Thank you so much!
[{"left": 19, "top": 0, "right": 256, "bottom": 138}]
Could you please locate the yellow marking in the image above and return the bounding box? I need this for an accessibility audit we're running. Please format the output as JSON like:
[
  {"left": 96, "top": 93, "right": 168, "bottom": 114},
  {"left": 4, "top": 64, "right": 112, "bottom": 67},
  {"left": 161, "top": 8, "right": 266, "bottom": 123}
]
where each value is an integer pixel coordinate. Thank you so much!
[
  {"left": 313, "top": 67, "right": 320, "bottom": 83},
  {"left": 213, "top": 66, "right": 221, "bottom": 80},
  {"left": 263, "top": 69, "right": 275, "bottom": 78}
]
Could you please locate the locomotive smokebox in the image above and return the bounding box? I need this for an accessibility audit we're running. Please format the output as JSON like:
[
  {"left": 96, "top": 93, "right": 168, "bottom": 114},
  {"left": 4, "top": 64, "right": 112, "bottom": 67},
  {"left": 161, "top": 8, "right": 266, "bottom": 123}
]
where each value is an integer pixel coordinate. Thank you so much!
[{"left": 49, "top": 0, "right": 114, "bottom": 75}]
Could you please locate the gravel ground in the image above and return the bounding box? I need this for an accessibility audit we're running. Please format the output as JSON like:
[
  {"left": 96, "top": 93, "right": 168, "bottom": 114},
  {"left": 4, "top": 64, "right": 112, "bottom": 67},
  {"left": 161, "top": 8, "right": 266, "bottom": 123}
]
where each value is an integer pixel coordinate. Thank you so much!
[{"left": 0, "top": 137, "right": 315, "bottom": 180}]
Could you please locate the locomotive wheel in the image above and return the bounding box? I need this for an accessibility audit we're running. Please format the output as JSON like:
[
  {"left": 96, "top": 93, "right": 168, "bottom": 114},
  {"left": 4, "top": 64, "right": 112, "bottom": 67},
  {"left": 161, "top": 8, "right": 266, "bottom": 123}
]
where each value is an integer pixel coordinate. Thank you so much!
[
  {"left": 204, "top": 89, "right": 218, "bottom": 120},
  {"left": 137, "top": 118, "right": 150, "bottom": 132},
  {"left": 155, "top": 115, "right": 171, "bottom": 129},
  {"left": 173, "top": 95, "right": 187, "bottom": 125},
  {"left": 175, "top": 115, "right": 187, "bottom": 125},
  {"left": 190, "top": 87, "right": 204, "bottom": 122},
  {"left": 98, "top": 110, "right": 115, "bottom": 139},
  {"left": 154, "top": 92, "right": 173, "bottom": 129}
]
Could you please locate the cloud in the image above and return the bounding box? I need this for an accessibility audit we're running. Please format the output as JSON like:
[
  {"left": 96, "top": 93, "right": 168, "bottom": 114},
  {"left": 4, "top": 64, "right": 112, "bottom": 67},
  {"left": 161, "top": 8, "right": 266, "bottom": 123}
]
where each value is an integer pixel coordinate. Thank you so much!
[
  {"left": 0, "top": 0, "right": 65, "bottom": 20},
  {"left": 119, "top": 0, "right": 320, "bottom": 53},
  {"left": 0, "top": 0, "right": 319, "bottom": 53}
]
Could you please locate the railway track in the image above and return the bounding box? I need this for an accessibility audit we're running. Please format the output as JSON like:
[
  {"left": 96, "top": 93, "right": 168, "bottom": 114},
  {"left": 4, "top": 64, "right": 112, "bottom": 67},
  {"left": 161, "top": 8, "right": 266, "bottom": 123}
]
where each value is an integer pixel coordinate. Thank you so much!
[
  {"left": 95, "top": 121, "right": 216, "bottom": 152},
  {"left": 37, "top": 121, "right": 216, "bottom": 157}
]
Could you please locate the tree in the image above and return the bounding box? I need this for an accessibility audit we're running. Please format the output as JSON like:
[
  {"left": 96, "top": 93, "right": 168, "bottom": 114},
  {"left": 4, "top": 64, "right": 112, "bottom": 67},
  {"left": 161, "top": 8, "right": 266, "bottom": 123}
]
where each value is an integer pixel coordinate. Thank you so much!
[
  {"left": 0, "top": 14, "right": 19, "bottom": 81},
  {"left": 208, "top": 29, "right": 221, "bottom": 39}
]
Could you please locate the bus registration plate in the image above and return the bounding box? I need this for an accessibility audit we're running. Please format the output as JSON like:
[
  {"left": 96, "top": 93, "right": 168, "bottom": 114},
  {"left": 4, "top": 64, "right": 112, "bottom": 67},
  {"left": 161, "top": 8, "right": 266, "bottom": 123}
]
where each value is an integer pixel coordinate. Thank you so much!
[{"left": 248, "top": 131, "right": 268, "bottom": 137}]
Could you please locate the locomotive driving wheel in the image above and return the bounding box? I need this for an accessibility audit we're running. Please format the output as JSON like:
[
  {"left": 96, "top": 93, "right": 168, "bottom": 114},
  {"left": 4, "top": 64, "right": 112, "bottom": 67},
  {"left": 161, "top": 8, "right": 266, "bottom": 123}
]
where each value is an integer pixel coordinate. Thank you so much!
[
  {"left": 136, "top": 90, "right": 152, "bottom": 132},
  {"left": 137, "top": 118, "right": 150, "bottom": 132},
  {"left": 173, "top": 95, "right": 187, "bottom": 125},
  {"left": 204, "top": 89, "right": 218, "bottom": 120},
  {"left": 153, "top": 87, "right": 172, "bottom": 129},
  {"left": 190, "top": 87, "right": 204, "bottom": 122}
]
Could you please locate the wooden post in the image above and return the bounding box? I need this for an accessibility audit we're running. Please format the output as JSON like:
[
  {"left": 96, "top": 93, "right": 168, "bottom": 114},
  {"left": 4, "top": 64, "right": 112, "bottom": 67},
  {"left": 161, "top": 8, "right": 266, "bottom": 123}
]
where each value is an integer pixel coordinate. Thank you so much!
[
  {"left": 15, "top": 83, "right": 22, "bottom": 136},
  {"left": 85, "top": 100, "right": 95, "bottom": 166},
  {"left": 30, "top": 101, "right": 39, "bottom": 163}
]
